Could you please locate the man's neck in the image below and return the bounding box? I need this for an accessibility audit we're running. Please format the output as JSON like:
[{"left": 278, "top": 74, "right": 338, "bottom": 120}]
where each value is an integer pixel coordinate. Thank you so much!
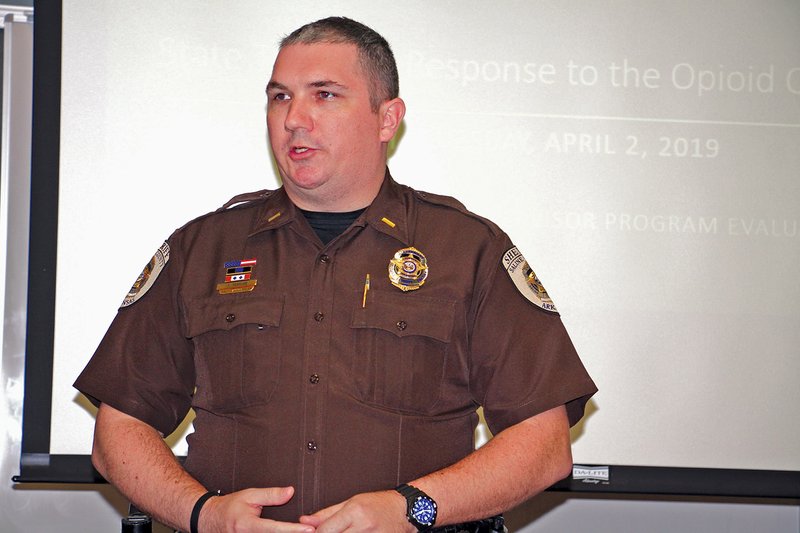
[{"left": 298, "top": 207, "right": 366, "bottom": 245}]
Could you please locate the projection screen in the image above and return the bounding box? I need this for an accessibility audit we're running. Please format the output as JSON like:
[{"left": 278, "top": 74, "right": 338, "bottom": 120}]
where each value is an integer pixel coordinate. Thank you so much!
[{"left": 17, "top": 0, "right": 800, "bottom": 496}]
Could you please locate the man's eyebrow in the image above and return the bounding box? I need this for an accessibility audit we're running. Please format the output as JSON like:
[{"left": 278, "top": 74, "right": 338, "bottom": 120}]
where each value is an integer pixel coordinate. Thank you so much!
[
  {"left": 310, "top": 79, "right": 348, "bottom": 90},
  {"left": 266, "top": 79, "right": 349, "bottom": 92}
]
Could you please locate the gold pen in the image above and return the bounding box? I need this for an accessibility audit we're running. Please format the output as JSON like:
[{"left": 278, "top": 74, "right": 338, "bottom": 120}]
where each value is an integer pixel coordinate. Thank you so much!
[{"left": 362, "top": 273, "right": 370, "bottom": 308}]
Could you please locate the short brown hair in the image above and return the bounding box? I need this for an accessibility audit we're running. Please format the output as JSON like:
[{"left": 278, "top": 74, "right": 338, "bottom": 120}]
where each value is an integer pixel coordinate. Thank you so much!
[{"left": 281, "top": 17, "right": 399, "bottom": 112}]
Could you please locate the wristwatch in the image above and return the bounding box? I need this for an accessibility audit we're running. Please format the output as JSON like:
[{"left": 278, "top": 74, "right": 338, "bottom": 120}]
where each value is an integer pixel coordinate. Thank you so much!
[{"left": 395, "top": 483, "right": 438, "bottom": 531}]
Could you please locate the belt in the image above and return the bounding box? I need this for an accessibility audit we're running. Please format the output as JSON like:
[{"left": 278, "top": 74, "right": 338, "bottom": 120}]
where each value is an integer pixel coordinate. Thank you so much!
[{"left": 431, "top": 515, "right": 505, "bottom": 533}]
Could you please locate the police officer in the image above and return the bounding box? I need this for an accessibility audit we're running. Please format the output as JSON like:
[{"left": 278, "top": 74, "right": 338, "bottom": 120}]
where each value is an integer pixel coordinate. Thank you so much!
[{"left": 76, "top": 17, "right": 596, "bottom": 533}]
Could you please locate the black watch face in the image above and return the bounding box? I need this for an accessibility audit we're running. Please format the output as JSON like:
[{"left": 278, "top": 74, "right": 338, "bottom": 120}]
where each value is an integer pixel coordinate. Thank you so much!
[{"left": 411, "top": 496, "right": 437, "bottom": 526}]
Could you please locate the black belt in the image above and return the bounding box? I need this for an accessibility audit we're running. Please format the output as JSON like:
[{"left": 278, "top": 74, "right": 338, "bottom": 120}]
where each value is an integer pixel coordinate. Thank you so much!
[{"left": 431, "top": 515, "right": 504, "bottom": 533}]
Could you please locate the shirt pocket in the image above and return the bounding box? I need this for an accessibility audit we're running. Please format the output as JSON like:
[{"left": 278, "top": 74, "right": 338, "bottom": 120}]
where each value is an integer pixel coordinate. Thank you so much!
[
  {"left": 185, "top": 293, "right": 284, "bottom": 411},
  {"left": 349, "top": 291, "right": 456, "bottom": 414}
]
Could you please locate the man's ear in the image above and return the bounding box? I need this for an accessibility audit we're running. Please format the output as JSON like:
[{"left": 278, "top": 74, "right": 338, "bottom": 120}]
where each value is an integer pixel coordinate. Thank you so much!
[{"left": 379, "top": 97, "right": 406, "bottom": 142}]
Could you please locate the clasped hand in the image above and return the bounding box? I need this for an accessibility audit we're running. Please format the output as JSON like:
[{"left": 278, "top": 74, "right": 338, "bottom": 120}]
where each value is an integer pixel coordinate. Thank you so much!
[{"left": 201, "top": 486, "right": 415, "bottom": 533}]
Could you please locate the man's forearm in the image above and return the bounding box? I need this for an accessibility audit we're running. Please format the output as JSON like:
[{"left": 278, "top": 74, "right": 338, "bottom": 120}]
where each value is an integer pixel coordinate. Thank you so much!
[
  {"left": 302, "top": 405, "right": 573, "bottom": 532},
  {"left": 92, "top": 403, "right": 206, "bottom": 532},
  {"left": 411, "top": 405, "right": 572, "bottom": 526}
]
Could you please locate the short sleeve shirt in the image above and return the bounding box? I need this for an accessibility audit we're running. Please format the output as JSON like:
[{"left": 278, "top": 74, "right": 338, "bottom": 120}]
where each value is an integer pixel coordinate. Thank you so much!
[{"left": 74, "top": 174, "right": 596, "bottom": 521}]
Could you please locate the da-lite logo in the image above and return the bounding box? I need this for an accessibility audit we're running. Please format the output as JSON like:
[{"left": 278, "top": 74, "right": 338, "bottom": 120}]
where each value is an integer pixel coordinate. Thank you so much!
[{"left": 572, "top": 465, "right": 610, "bottom": 485}]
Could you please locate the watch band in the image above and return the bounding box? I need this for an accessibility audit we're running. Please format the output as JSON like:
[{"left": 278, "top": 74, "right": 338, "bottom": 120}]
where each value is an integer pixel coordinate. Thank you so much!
[{"left": 395, "top": 482, "right": 420, "bottom": 499}]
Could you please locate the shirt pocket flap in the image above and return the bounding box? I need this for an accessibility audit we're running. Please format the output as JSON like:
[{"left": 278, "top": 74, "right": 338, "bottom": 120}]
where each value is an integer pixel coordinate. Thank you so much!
[
  {"left": 351, "top": 291, "right": 455, "bottom": 343},
  {"left": 185, "top": 294, "right": 284, "bottom": 338}
]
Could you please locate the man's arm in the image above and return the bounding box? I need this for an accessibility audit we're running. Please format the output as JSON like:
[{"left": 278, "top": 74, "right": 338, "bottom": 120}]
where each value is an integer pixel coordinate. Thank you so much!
[
  {"left": 92, "top": 403, "right": 314, "bottom": 532},
  {"left": 301, "top": 404, "right": 572, "bottom": 532},
  {"left": 414, "top": 404, "right": 572, "bottom": 524}
]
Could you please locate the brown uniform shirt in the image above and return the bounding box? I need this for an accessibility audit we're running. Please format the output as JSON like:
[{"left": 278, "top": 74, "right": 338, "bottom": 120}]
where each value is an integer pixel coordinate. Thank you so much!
[{"left": 75, "top": 174, "right": 596, "bottom": 521}]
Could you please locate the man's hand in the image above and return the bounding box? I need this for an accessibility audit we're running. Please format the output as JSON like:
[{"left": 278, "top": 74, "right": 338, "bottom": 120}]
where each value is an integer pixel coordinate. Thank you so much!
[
  {"left": 299, "top": 490, "right": 413, "bottom": 533},
  {"left": 200, "top": 486, "right": 315, "bottom": 533},
  {"left": 92, "top": 403, "right": 314, "bottom": 532}
]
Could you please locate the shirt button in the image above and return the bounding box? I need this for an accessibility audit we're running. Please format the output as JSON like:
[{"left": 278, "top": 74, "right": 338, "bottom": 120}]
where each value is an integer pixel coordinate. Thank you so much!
[
  {"left": 307, "top": 440, "right": 317, "bottom": 451},
  {"left": 396, "top": 320, "right": 408, "bottom": 331},
  {"left": 319, "top": 254, "right": 330, "bottom": 263},
  {"left": 225, "top": 313, "right": 236, "bottom": 323},
  {"left": 309, "top": 374, "right": 320, "bottom": 384},
  {"left": 314, "top": 312, "right": 324, "bottom": 322}
]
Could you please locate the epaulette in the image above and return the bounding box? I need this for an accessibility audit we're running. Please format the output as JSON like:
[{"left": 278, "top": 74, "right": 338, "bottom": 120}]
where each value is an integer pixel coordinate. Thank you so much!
[
  {"left": 413, "top": 189, "right": 501, "bottom": 236},
  {"left": 217, "top": 189, "right": 274, "bottom": 212},
  {"left": 413, "top": 189, "right": 466, "bottom": 210}
]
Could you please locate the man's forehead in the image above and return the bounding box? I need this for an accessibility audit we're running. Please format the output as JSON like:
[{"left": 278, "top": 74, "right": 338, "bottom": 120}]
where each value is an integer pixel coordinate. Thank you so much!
[
  {"left": 267, "top": 42, "right": 370, "bottom": 96},
  {"left": 272, "top": 42, "right": 360, "bottom": 75}
]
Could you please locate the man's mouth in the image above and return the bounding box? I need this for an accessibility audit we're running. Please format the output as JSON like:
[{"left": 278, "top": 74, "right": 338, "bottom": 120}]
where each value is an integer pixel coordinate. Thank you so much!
[{"left": 288, "top": 145, "right": 315, "bottom": 161}]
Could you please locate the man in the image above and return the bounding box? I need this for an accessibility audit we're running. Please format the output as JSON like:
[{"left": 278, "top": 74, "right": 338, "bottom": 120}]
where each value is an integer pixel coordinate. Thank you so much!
[{"left": 75, "top": 17, "right": 596, "bottom": 533}]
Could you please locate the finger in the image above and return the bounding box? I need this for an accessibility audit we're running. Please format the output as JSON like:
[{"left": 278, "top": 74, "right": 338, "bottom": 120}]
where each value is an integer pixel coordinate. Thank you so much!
[
  {"left": 260, "top": 518, "right": 317, "bottom": 533},
  {"left": 312, "top": 513, "right": 352, "bottom": 533},
  {"left": 202, "top": 488, "right": 313, "bottom": 533},
  {"left": 243, "top": 486, "right": 296, "bottom": 508},
  {"left": 298, "top": 515, "right": 323, "bottom": 528},
  {"left": 299, "top": 502, "right": 343, "bottom": 528}
]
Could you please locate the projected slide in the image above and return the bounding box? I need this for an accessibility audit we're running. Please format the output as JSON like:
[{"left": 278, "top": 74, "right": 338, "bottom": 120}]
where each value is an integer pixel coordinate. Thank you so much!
[{"left": 47, "top": 1, "right": 798, "bottom": 475}]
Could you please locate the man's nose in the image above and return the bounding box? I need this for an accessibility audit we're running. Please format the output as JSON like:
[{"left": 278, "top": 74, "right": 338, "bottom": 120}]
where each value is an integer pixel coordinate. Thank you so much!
[{"left": 285, "top": 98, "right": 313, "bottom": 131}]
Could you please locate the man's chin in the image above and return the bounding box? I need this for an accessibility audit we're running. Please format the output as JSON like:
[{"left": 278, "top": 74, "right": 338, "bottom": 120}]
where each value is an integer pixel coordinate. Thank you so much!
[{"left": 286, "top": 177, "right": 328, "bottom": 192}]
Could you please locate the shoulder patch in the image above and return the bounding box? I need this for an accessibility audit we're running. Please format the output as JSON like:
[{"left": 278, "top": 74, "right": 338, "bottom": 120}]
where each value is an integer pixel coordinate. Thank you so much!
[
  {"left": 121, "top": 242, "right": 170, "bottom": 308},
  {"left": 502, "top": 246, "right": 558, "bottom": 313}
]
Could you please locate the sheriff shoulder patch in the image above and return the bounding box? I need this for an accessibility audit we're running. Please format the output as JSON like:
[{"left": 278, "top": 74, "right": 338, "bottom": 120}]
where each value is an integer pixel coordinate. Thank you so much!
[
  {"left": 502, "top": 246, "right": 558, "bottom": 313},
  {"left": 121, "top": 241, "right": 170, "bottom": 308}
]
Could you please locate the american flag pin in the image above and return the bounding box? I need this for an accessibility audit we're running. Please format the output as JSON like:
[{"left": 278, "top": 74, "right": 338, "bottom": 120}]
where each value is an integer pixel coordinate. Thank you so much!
[{"left": 217, "top": 258, "right": 258, "bottom": 294}]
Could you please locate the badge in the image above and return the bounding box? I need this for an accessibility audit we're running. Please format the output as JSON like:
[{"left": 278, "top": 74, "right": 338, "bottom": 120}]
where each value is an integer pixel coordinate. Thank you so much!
[
  {"left": 388, "top": 247, "right": 428, "bottom": 292},
  {"left": 217, "top": 258, "right": 258, "bottom": 294},
  {"left": 502, "top": 246, "right": 558, "bottom": 313},
  {"left": 121, "top": 241, "right": 170, "bottom": 308}
]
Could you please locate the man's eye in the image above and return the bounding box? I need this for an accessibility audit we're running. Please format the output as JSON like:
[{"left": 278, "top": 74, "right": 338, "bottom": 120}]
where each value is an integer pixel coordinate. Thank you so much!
[
  {"left": 318, "top": 91, "right": 336, "bottom": 100},
  {"left": 271, "top": 93, "right": 290, "bottom": 101}
]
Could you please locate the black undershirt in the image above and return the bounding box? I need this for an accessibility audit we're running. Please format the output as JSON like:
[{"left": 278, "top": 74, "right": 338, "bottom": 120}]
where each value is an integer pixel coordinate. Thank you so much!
[{"left": 299, "top": 208, "right": 366, "bottom": 245}]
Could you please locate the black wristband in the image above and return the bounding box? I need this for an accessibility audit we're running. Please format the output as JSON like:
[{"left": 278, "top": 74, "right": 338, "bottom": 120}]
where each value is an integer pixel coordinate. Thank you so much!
[{"left": 190, "top": 490, "right": 219, "bottom": 533}]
